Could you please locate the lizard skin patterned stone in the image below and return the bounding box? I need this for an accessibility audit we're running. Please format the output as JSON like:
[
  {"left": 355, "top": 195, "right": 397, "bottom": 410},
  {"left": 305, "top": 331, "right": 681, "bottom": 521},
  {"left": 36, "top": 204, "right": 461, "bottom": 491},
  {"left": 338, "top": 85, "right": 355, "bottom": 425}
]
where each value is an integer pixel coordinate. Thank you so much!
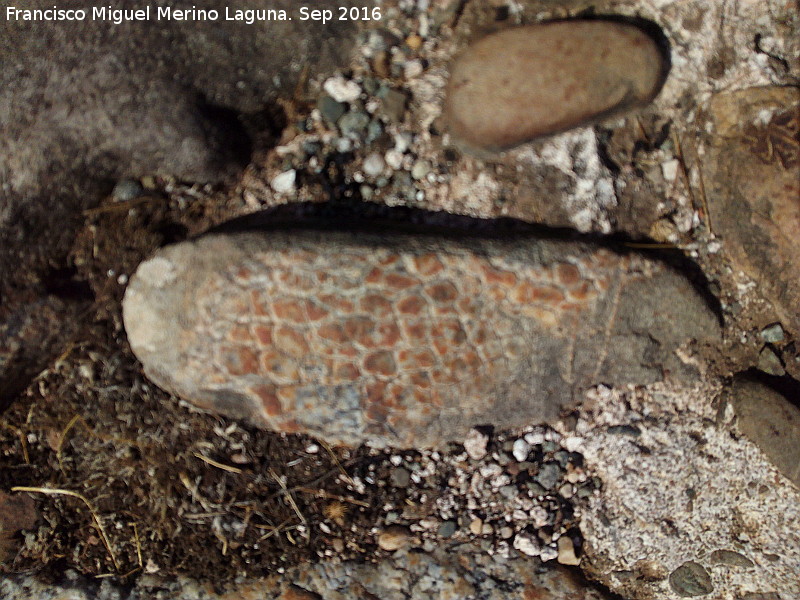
[
  {"left": 444, "top": 20, "right": 668, "bottom": 152},
  {"left": 123, "top": 224, "right": 719, "bottom": 448}
]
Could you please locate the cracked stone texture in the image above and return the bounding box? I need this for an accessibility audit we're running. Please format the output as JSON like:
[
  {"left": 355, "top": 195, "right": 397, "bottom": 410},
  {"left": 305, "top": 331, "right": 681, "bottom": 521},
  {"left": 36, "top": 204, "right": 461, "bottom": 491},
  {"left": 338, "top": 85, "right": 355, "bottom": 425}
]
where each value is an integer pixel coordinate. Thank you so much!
[
  {"left": 123, "top": 220, "right": 720, "bottom": 448},
  {"left": 569, "top": 382, "right": 800, "bottom": 600},
  {"left": 700, "top": 86, "right": 800, "bottom": 337},
  {"left": 0, "top": 546, "right": 612, "bottom": 599},
  {"left": 444, "top": 20, "right": 667, "bottom": 152},
  {"left": 0, "top": 0, "right": 357, "bottom": 403}
]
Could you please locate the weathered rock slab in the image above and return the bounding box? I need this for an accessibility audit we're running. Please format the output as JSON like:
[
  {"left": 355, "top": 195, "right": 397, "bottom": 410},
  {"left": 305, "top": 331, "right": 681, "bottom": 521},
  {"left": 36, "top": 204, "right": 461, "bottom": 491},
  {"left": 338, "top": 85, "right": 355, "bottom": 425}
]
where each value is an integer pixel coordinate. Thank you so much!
[
  {"left": 573, "top": 383, "right": 800, "bottom": 599},
  {"left": 702, "top": 86, "right": 800, "bottom": 336},
  {"left": 124, "top": 218, "right": 719, "bottom": 448},
  {"left": 444, "top": 20, "right": 667, "bottom": 152}
]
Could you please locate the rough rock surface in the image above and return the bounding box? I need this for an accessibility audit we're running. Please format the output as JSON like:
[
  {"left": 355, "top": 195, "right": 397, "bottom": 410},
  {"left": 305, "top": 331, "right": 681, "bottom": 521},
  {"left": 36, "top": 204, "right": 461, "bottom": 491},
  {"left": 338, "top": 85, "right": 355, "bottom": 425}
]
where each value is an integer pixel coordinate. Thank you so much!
[
  {"left": 0, "top": 547, "right": 611, "bottom": 599},
  {"left": 123, "top": 219, "right": 719, "bottom": 447},
  {"left": 444, "top": 20, "right": 668, "bottom": 152},
  {"left": 572, "top": 382, "right": 800, "bottom": 599},
  {"left": 701, "top": 86, "right": 800, "bottom": 337},
  {"left": 0, "top": 0, "right": 357, "bottom": 402}
]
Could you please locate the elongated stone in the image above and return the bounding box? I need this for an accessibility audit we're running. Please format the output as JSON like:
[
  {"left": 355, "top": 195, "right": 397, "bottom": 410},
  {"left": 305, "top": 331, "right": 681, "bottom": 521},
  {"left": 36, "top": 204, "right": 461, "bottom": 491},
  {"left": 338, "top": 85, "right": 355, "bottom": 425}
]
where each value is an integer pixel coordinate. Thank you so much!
[
  {"left": 123, "top": 219, "right": 717, "bottom": 448},
  {"left": 445, "top": 20, "right": 668, "bottom": 151}
]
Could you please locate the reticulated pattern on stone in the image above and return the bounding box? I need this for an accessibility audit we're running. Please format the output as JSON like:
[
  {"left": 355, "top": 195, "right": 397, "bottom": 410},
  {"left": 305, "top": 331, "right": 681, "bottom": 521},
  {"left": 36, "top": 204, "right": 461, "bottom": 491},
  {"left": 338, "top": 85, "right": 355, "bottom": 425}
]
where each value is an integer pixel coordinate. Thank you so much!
[{"left": 172, "top": 233, "right": 616, "bottom": 445}]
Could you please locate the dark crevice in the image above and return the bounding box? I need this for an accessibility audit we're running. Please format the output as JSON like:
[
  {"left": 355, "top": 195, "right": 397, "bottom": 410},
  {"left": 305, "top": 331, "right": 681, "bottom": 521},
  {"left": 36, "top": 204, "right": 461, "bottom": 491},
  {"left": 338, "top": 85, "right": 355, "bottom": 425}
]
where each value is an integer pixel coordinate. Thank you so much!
[
  {"left": 738, "top": 369, "right": 800, "bottom": 408},
  {"left": 41, "top": 266, "right": 94, "bottom": 303},
  {"left": 195, "top": 99, "right": 254, "bottom": 172}
]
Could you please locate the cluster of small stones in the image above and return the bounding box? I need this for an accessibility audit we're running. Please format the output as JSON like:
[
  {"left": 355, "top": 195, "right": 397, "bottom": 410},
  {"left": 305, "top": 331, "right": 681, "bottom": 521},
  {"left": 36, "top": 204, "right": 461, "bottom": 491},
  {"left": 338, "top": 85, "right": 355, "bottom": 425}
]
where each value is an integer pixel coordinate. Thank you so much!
[
  {"left": 244, "top": 3, "right": 460, "bottom": 213},
  {"left": 364, "top": 425, "right": 593, "bottom": 566}
]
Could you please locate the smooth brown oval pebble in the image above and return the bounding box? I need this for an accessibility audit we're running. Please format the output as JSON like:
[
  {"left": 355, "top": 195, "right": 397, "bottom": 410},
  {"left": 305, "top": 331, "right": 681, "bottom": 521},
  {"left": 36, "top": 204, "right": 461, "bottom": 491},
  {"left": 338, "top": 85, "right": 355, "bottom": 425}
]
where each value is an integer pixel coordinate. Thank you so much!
[{"left": 444, "top": 20, "right": 667, "bottom": 151}]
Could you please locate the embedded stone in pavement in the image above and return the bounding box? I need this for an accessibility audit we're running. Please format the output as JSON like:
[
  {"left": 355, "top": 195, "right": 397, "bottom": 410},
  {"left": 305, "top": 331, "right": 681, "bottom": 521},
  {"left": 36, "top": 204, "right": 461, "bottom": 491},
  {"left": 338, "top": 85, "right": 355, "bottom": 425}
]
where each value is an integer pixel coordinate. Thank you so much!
[
  {"left": 123, "top": 225, "right": 719, "bottom": 448},
  {"left": 444, "top": 20, "right": 668, "bottom": 152}
]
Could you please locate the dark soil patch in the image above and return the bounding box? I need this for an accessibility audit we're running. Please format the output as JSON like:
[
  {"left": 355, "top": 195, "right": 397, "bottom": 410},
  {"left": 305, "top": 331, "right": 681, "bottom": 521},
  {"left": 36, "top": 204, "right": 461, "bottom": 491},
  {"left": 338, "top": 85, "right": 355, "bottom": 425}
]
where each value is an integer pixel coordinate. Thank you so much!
[{"left": 0, "top": 181, "right": 399, "bottom": 581}]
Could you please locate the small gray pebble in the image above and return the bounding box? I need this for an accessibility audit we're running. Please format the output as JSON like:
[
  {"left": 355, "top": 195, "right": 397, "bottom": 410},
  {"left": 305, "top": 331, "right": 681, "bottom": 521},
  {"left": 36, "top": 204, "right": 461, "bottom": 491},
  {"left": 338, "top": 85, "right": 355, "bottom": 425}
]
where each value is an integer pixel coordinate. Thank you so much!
[
  {"left": 390, "top": 467, "right": 411, "bottom": 488},
  {"left": 535, "top": 462, "right": 562, "bottom": 491},
  {"left": 302, "top": 140, "right": 322, "bottom": 155},
  {"left": 378, "top": 89, "right": 408, "bottom": 123},
  {"left": 608, "top": 424, "right": 642, "bottom": 437},
  {"left": 499, "top": 485, "right": 517, "bottom": 500},
  {"left": 319, "top": 95, "right": 347, "bottom": 125},
  {"left": 438, "top": 520, "right": 457, "bottom": 538},
  {"left": 366, "top": 119, "right": 384, "bottom": 143},
  {"left": 542, "top": 441, "right": 559, "bottom": 453},
  {"left": 526, "top": 482, "right": 546, "bottom": 496},
  {"left": 708, "top": 549, "right": 754, "bottom": 568},
  {"left": 112, "top": 178, "right": 143, "bottom": 201},
  {"left": 757, "top": 346, "right": 785, "bottom": 376},
  {"left": 363, "top": 77, "right": 379, "bottom": 95},
  {"left": 338, "top": 111, "right": 370, "bottom": 139},
  {"left": 553, "top": 450, "right": 570, "bottom": 467},
  {"left": 760, "top": 323, "right": 785, "bottom": 343},
  {"left": 669, "top": 561, "right": 714, "bottom": 597}
]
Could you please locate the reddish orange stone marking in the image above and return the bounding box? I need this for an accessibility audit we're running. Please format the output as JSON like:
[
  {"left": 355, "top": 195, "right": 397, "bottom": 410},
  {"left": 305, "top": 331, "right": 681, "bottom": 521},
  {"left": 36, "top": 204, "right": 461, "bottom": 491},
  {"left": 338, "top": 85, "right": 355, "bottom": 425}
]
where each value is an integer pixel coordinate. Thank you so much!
[
  {"left": 273, "top": 326, "right": 309, "bottom": 358},
  {"left": 365, "top": 267, "right": 383, "bottom": 284},
  {"left": 224, "top": 346, "right": 260, "bottom": 376},
  {"left": 398, "top": 349, "right": 436, "bottom": 369},
  {"left": 514, "top": 282, "right": 565, "bottom": 304},
  {"left": 227, "top": 324, "right": 253, "bottom": 343},
  {"left": 251, "top": 290, "right": 270, "bottom": 316},
  {"left": 333, "top": 362, "right": 360, "bottom": 381},
  {"left": 254, "top": 325, "right": 273, "bottom": 346},
  {"left": 426, "top": 281, "right": 459, "bottom": 303},
  {"left": 360, "top": 294, "right": 393, "bottom": 317},
  {"left": 397, "top": 295, "right": 426, "bottom": 315},
  {"left": 275, "top": 268, "right": 315, "bottom": 290},
  {"left": 305, "top": 300, "right": 329, "bottom": 321},
  {"left": 261, "top": 350, "right": 299, "bottom": 383},
  {"left": 413, "top": 253, "right": 444, "bottom": 276},
  {"left": 252, "top": 385, "right": 282, "bottom": 416},
  {"left": 556, "top": 263, "right": 581, "bottom": 286},
  {"left": 318, "top": 294, "right": 355, "bottom": 313},
  {"left": 384, "top": 273, "right": 418, "bottom": 290},
  {"left": 319, "top": 323, "right": 346, "bottom": 343},
  {"left": 481, "top": 264, "right": 518, "bottom": 286},
  {"left": 374, "top": 322, "right": 402, "bottom": 347},
  {"left": 403, "top": 321, "right": 428, "bottom": 343},
  {"left": 272, "top": 298, "right": 306, "bottom": 322},
  {"left": 410, "top": 371, "right": 432, "bottom": 388},
  {"left": 343, "top": 317, "right": 375, "bottom": 344},
  {"left": 568, "top": 280, "right": 592, "bottom": 301}
]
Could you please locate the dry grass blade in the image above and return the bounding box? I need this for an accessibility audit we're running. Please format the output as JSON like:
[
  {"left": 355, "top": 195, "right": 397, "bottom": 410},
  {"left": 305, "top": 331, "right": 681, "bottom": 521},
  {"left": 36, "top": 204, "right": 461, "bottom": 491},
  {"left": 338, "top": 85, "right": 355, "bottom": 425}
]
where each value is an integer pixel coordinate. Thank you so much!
[
  {"left": 192, "top": 451, "right": 243, "bottom": 474},
  {"left": 11, "top": 486, "right": 120, "bottom": 572},
  {"left": 269, "top": 468, "right": 306, "bottom": 526}
]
